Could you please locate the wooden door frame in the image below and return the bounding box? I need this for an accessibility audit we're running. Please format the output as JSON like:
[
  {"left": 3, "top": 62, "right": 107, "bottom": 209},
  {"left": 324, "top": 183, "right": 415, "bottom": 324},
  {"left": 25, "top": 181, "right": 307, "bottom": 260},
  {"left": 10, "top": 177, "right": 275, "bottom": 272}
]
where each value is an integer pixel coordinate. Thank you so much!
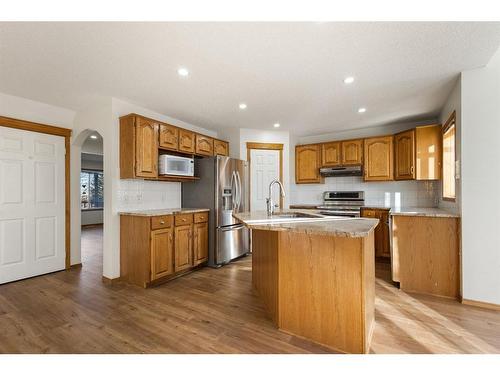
[
  {"left": 0, "top": 115, "right": 72, "bottom": 269},
  {"left": 246, "top": 142, "right": 284, "bottom": 210}
]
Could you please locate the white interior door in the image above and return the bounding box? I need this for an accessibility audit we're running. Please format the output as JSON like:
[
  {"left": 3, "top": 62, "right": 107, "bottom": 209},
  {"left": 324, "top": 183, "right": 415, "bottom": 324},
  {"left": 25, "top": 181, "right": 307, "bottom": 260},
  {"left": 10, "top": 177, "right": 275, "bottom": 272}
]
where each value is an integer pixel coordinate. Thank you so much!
[
  {"left": 0, "top": 126, "right": 66, "bottom": 284},
  {"left": 250, "top": 149, "right": 281, "bottom": 211}
]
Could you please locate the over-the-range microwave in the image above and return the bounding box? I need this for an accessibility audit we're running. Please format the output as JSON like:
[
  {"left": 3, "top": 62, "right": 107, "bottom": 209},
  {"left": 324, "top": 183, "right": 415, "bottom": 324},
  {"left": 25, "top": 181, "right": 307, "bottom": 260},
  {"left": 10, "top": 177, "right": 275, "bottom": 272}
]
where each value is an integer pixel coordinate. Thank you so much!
[{"left": 159, "top": 154, "right": 194, "bottom": 176}]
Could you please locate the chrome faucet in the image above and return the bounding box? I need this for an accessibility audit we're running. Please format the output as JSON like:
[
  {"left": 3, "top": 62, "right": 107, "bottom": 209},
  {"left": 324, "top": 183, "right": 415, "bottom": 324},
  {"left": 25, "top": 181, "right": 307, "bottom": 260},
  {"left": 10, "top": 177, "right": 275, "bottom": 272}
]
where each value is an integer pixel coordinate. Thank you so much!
[{"left": 266, "top": 179, "right": 286, "bottom": 216}]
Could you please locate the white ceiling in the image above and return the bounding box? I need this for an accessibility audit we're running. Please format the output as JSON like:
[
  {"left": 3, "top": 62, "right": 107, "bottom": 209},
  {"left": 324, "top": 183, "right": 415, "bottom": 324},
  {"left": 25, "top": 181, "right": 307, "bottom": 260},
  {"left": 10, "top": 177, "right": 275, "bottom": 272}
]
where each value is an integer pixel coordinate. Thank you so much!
[{"left": 1, "top": 22, "right": 500, "bottom": 136}]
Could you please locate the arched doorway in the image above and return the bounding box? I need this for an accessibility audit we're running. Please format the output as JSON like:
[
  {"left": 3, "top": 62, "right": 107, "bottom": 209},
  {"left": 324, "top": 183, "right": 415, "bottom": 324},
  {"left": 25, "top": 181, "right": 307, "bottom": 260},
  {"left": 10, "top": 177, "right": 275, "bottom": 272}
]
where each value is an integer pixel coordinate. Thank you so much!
[{"left": 72, "top": 129, "right": 104, "bottom": 279}]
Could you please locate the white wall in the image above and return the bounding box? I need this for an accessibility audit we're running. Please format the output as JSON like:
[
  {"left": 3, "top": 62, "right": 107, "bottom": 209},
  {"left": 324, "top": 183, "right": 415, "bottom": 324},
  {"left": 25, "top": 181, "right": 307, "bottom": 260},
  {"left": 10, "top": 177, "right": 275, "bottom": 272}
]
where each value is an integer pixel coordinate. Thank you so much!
[
  {"left": 461, "top": 47, "right": 500, "bottom": 306},
  {"left": 224, "top": 128, "right": 291, "bottom": 208},
  {"left": 438, "top": 78, "right": 461, "bottom": 214},
  {"left": 0, "top": 92, "right": 75, "bottom": 128}
]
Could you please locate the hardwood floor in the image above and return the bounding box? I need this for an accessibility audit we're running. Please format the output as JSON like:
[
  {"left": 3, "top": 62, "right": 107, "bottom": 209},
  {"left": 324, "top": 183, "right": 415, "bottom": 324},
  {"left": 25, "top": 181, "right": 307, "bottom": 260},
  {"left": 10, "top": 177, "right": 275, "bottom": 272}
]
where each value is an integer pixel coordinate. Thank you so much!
[{"left": 0, "top": 225, "right": 499, "bottom": 354}]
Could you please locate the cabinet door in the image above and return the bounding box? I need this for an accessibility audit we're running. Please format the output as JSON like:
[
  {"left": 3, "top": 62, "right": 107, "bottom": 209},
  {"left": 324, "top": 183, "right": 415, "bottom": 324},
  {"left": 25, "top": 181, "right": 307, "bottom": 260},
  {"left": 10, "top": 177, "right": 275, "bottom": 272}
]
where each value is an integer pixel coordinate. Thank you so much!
[
  {"left": 178, "top": 129, "right": 195, "bottom": 153},
  {"left": 378, "top": 211, "right": 391, "bottom": 258},
  {"left": 135, "top": 117, "right": 158, "bottom": 178},
  {"left": 394, "top": 129, "right": 415, "bottom": 180},
  {"left": 159, "top": 124, "right": 178, "bottom": 151},
  {"left": 321, "top": 142, "right": 341, "bottom": 167},
  {"left": 295, "top": 144, "right": 323, "bottom": 184},
  {"left": 195, "top": 134, "right": 214, "bottom": 156},
  {"left": 416, "top": 125, "right": 442, "bottom": 180},
  {"left": 341, "top": 139, "right": 363, "bottom": 165},
  {"left": 214, "top": 139, "right": 229, "bottom": 156},
  {"left": 174, "top": 224, "right": 193, "bottom": 272},
  {"left": 364, "top": 136, "right": 394, "bottom": 181},
  {"left": 193, "top": 222, "right": 208, "bottom": 265},
  {"left": 151, "top": 228, "right": 174, "bottom": 280}
]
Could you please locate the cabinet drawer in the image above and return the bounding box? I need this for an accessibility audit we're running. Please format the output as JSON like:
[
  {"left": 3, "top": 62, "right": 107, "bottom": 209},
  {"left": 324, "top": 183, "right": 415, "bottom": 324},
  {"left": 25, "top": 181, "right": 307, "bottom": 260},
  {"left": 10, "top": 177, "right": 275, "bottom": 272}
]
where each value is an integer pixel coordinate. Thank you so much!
[
  {"left": 194, "top": 212, "right": 209, "bottom": 223},
  {"left": 175, "top": 213, "right": 193, "bottom": 226},
  {"left": 361, "top": 209, "right": 377, "bottom": 218},
  {"left": 151, "top": 215, "right": 173, "bottom": 230}
]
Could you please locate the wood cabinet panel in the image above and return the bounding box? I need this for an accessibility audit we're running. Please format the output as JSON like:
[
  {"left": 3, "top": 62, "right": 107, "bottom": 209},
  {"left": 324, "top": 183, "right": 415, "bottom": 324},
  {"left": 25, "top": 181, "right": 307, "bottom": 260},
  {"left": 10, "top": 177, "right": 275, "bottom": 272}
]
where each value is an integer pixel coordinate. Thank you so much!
[
  {"left": 341, "top": 139, "right": 363, "bottom": 165},
  {"left": 175, "top": 213, "right": 193, "bottom": 226},
  {"left": 364, "top": 136, "right": 394, "bottom": 181},
  {"left": 321, "top": 142, "right": 341, "bottom": 167},
  {"left": 195, "top": 134, "right": 214, "bottom": 156},
  {"left": 151, "top": 228, "right": 174, "bottom": 280},
  {"left": 159, "top": 124, "right": 178, "bottom": 151},
  {"left": 395, "top": 129, "right": 415, "bottom": 180},
  {"left": 135, "top": 117, "right": 158, "bottom": 178},
  {"left": 295, "top": 144, "right": 323, "bottom": 184},
  {"left": 151, "top": 215, "right": 172, "bottom": 230},
  {"left": 361, "top": 209, "right": 390, "bottom": 258},
  {"left": 214, "top": 139, "right": 229, "bottom": 156},
  {"left": 174, "top": 224, "right": 193, "bottom": 272},
  {"left": 193, "top": 222, "right": 208, "bottom": 265},
  {"left": 194, "top": 212, "right": 208, "bottom": 223},
  {"left": 416, "top": 125, "right": 442, "bottom": 180},
  {"left": 178, "top": 129, "right": 195, "bottom": 153}
]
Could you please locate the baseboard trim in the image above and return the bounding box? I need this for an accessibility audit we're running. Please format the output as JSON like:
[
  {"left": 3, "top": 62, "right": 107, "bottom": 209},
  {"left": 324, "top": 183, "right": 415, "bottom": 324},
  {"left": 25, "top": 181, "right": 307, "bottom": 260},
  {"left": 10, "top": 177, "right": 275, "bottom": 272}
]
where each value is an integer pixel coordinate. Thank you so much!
[
  {"left": 462, "top": 298, "right": 500, "bottom": 311},
  {"left": 102, "top": 276, "right": 120, "bottom": 285},
  {"left": 70, "top": 263, "right": 82, "bottom": 269}
]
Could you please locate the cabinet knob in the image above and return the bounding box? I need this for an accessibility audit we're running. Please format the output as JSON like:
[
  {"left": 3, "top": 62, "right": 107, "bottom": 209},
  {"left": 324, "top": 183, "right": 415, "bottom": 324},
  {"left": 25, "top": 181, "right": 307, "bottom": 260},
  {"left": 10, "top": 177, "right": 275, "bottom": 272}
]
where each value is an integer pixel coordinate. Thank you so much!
[{"left": 160, "top": 220, "right": 165, "bottom": 225}]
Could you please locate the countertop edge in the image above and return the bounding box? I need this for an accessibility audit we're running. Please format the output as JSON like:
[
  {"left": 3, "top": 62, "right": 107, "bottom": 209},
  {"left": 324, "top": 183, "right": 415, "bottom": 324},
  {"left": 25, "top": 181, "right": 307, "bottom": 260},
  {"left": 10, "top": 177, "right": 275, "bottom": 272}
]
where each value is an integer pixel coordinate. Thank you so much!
[{"left": 118, "top": 208, "right": 210, "bottom": 217}]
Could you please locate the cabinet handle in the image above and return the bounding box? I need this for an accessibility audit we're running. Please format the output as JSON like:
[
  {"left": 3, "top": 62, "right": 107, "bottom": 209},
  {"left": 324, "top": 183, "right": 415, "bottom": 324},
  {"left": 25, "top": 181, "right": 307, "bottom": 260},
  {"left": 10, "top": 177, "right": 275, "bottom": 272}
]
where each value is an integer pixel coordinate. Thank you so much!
[
  {"left": 410, "top": 166, "right": 414, "bottom": 174},
  {"left": 160, "top": 220, "right": 165, "bottom": 225}
]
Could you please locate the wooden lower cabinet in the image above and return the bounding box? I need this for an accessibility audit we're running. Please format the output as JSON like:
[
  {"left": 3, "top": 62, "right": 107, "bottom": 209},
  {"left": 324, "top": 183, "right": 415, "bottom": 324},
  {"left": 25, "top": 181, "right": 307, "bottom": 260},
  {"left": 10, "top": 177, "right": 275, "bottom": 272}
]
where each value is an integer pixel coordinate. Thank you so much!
[
  {"left": 151, "top": 228, "right": 174, "bottom": 280},
  {"left": 361, "top": 208, "right": 390, "bottom": 258},
  {"left": 120, "top": 210, "right": 209, "bottom": 288},
  {"left": 193, "top": 222, "right": 209, "bottom": 265},
  {"left": 174, "top": 224, "right": 193, "bottom": 272}
]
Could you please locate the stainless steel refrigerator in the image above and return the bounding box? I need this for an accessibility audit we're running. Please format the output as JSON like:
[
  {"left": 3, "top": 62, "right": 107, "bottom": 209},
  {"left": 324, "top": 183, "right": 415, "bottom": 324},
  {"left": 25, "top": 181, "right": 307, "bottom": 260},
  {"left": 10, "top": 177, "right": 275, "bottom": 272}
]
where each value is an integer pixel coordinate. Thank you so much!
[{"left": 182, "top": 156, "right": 250, "bottom": 267}]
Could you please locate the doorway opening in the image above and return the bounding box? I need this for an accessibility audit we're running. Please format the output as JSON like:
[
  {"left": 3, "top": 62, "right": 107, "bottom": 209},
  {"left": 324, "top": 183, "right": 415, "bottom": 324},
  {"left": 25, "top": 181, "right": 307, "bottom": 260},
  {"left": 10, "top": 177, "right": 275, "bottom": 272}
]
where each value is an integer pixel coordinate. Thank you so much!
[
  {"left": 79, "top": 131, "right": 103, "bottom": 275},
  {"left": 246, "top": 142, "right": 284, "bottom": 211}
]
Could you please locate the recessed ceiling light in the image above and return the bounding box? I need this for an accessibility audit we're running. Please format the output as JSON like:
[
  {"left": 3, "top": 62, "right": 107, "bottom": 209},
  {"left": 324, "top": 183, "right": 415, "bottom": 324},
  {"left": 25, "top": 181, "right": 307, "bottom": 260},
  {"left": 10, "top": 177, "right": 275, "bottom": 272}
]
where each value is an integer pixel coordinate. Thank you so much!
[
  {"left": 344, "top": 76, "right": 355, "bottom": 84},
  {"left": 273, "top": 123, "right": 281, "bottom": 128},
  {"left": 90, "top": 135, "right": 98, "bottom": 139},
  {"left": 239, "top": 103, "right": 247, "bottom": 110},
  {"left": 177, "top": 67, "right": 189, "bottom": 77},
  {"left": 358, "top": 107, "right": 366, "bottom": 113}
]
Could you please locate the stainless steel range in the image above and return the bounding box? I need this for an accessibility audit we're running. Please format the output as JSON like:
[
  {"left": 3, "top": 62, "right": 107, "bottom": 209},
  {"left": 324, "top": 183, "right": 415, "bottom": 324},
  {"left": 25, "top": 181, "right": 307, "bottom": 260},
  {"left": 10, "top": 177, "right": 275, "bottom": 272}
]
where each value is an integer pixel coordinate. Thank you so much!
[{"left": 317, "top": 191, "right": 365, "bottom": 217}]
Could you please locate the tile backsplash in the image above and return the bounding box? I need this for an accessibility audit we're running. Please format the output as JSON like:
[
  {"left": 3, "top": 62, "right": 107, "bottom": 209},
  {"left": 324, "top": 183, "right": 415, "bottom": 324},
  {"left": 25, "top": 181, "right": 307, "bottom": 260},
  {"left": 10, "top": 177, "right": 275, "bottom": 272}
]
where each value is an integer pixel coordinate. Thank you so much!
[
  {"left": 290, "top": 176, "right": 439, "bottom": 208},
  {"left": 116, "top": 179, "right": 181, "bottom": 211}
]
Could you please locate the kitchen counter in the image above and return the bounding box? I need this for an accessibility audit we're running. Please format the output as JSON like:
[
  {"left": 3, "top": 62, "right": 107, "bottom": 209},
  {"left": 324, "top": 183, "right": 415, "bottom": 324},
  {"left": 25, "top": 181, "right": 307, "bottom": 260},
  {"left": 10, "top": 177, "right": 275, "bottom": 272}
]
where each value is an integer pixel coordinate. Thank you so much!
[
  {"left": 118, "top": 208, "right": 209, "bottom": 216},
  {"left": 234, "top": 210, "right": 378, "bottom": 238},
  {"left": 238, "top": 209, "right": 376, "bottom": 353}
]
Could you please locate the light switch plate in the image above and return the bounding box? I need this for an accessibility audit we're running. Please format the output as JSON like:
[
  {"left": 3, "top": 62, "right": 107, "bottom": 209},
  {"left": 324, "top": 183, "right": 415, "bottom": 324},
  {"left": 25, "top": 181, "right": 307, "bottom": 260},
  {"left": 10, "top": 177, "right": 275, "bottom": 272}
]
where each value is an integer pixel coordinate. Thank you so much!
[{"left": 455, "top": 160, "right": 461, "bottom": 179}]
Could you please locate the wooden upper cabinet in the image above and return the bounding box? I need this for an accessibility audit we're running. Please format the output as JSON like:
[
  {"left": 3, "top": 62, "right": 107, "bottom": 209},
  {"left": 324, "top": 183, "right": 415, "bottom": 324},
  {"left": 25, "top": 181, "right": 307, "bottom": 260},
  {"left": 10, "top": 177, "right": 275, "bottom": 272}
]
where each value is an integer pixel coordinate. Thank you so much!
[
  {"left": 321, "top": 142, "right": 341, "bottom": 167},
  {"left": 364, "top": 136, "right": 394, "bottom": 181},
  {"left": 195, "top": 134, "right": 214, "bottom": 156},
  {"left": 394, "top": 129, "right": 416, "bottom": 180},
  {"left": 135, "top": 117, "right": 158, "bottom": 178},
  {"left": 178, "top": 129, "right": 195, "bottom": 153},
  {"left": 151, "top": 227, "right": 174, "bottom": 280},
  {"left": 296, "top": 144, "right": 323, "bottom": 184},
  {"left": 341, "top": 139, "right": 363, "bottom": 165},
  {"left": 159, "top": 124, "right": 178, "bottom": 151},
  {"left": 214, "top": 139, "right": 229, "bottom": 156},
  {"left": 416, "top": 125, "right": 442, "bottom": 180},
  {"left": 193, "top": 222, "right": 209, "bottom": 265}
]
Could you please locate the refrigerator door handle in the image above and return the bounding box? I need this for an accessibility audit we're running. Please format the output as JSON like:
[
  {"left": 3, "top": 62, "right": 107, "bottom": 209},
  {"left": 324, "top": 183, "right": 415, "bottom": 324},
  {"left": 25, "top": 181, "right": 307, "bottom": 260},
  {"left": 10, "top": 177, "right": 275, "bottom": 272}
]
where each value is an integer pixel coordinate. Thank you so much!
[{"left": 235, "top": 170, "right": 242, "bottom": 211}]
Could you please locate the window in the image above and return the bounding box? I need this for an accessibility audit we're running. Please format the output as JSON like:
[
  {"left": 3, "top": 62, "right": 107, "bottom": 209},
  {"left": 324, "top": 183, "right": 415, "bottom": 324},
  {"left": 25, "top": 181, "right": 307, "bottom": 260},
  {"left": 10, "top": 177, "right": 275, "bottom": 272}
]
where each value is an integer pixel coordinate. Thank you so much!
[
  {"left": 80, "top": 170, "right": 104, "bottom": 209},
  {"left": 442, "top": 112, "right": 456, "bottom": 201}
]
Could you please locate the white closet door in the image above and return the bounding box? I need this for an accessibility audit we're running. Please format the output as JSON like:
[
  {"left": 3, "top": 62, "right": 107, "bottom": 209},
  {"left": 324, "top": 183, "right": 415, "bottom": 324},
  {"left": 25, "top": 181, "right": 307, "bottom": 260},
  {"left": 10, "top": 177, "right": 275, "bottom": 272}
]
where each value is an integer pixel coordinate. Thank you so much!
[
  {"left": 250, "top": 149, "right": 281, "bottom": 211},
  {"left": 0, "top": 126, "right": 66, "bottom": 284}
]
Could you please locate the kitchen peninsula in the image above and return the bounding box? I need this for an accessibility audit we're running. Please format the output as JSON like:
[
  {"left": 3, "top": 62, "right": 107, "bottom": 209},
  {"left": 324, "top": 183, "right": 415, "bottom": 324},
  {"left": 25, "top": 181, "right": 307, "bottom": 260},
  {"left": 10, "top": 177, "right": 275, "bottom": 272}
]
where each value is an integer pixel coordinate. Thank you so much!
[{"left": 234, "top": 210, "right": 379, "bottom": 354}]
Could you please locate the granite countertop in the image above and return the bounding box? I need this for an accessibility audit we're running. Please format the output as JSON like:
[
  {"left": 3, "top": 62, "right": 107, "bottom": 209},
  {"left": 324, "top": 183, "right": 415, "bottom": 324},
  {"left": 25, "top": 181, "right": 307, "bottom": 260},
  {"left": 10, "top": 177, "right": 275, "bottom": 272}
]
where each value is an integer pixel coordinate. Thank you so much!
[
  {"left": 389, "top": 207, "right": 460, "bottom": 218},
  {"left": 118, "top": 208, "right": 209, "bottom": 216},
  {"left": 233, "top": 210, "right": 379, "bottom": 238}
]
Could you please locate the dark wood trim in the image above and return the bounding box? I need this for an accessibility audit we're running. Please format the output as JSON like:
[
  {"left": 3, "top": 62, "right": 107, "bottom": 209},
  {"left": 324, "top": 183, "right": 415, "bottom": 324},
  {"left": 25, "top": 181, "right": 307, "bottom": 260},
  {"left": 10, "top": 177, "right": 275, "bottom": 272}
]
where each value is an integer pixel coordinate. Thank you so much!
[
  {"left": 102, "top": 276, "right": 121, "bottom": 285},
  {"left": 0, "top": 115, "right": 72, "bottom": 270},
  {"left": 246, "top": 142, "right": 284, "bottom": 209},
  {"left": 442, "top": 110, "right": 457, "bottom": 202},
  {"left": 70, "top": 263, "right": 82, "bottom": 269}
]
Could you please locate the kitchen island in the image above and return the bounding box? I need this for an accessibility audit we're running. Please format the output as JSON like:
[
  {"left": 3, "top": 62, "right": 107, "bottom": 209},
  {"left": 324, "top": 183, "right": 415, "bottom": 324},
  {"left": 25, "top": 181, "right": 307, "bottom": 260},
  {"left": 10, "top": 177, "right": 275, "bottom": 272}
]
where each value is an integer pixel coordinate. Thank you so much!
[{"left": 234, "top": 210, "right": 379, "bottom": 354}]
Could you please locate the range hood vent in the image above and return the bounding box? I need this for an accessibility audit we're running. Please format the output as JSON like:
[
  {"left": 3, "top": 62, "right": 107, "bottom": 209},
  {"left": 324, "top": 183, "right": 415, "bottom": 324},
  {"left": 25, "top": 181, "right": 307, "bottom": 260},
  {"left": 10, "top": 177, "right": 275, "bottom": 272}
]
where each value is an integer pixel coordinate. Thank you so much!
[{"left": 319, "top": 165, "right": 363, "bottom": 177}]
